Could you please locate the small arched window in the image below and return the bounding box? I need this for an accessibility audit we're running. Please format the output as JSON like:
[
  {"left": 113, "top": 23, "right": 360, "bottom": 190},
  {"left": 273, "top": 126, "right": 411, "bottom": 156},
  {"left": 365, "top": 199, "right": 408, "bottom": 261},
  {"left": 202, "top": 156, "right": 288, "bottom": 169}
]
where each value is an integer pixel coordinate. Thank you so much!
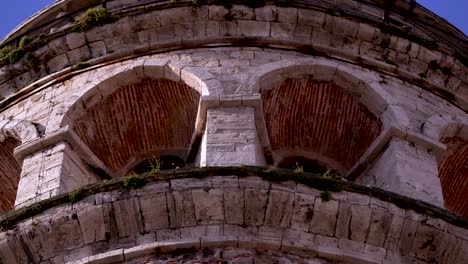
[
  {"left": 131, "top": 155, "right": 185, "bottom": 174},
  {"left": 277, "top": 156, "right": 338, "bottom": 176}
]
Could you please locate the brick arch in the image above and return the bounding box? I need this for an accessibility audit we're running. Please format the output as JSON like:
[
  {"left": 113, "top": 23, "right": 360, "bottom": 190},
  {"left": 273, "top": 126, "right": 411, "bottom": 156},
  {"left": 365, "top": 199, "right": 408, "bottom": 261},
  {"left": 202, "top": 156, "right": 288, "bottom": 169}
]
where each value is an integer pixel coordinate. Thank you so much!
[
  {"left": 0, "top": 119, "right": 38, "bottom": 213},
  {"left": 64, "top": 78, "right": 201, "bottom": 177},
  {"left": 60, "top": 58, "right": 220, "bottom": 127},
  {"left": 436, "top": 120, "right": 468, "bottom": 218},
  {"left": 261, "top": 77, "right": 383, "bottom": 176},
  {"left": 240, "top": 58, "right": 409, "bottom": 129}
]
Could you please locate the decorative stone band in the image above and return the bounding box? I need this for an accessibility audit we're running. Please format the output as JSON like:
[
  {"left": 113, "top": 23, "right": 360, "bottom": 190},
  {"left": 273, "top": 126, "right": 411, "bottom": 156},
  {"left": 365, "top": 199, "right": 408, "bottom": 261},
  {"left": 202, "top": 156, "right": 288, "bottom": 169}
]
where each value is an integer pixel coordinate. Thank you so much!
[
  {"left": 1, "top": 5, "right": 466, "bottom": 112},
  {"left": 0, "top": 168, "right": 467, "bottom": 263}
]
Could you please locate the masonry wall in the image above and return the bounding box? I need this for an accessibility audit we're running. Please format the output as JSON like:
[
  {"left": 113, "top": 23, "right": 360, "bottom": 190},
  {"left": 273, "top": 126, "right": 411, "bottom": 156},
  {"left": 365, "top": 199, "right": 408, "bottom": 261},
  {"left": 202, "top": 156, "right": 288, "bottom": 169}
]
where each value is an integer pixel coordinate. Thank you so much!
[
  {"left": 0, "top": 2, "right": 467, "bottom": 263},
  {"left": 1, "top": 174, "right": 467, "bottom": 264}
]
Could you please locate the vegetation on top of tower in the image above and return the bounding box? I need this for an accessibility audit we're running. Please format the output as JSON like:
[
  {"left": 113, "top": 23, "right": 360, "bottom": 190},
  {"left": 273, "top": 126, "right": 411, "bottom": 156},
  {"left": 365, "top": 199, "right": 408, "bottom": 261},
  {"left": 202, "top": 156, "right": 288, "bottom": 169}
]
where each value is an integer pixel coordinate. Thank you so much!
[{"left": 72, "top": 8, "right": 115, "bottom": 32}]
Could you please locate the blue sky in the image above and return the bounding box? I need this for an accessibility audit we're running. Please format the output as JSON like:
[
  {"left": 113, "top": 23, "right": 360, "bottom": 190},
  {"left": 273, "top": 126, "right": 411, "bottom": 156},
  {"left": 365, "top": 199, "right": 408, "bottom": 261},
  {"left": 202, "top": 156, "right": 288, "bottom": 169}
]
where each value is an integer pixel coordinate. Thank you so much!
[{"left": 0, "top": 0, "right": 467, "bottom": 40}]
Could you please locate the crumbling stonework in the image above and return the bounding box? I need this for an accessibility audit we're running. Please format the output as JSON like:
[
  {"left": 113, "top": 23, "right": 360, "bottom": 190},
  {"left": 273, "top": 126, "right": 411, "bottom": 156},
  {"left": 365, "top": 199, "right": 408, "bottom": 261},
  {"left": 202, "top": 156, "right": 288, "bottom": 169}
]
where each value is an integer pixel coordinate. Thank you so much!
[{"left": 0, "top": 0, "right": 467, "bottom": 263}]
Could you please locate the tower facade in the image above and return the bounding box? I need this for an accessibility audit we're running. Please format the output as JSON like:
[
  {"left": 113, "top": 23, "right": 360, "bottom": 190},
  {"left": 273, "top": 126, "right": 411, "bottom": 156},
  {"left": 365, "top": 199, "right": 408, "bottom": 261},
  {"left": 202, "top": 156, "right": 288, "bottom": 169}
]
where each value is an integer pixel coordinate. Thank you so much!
[{"left": 0, "top": 0, "right": 467, "bottom": 263}]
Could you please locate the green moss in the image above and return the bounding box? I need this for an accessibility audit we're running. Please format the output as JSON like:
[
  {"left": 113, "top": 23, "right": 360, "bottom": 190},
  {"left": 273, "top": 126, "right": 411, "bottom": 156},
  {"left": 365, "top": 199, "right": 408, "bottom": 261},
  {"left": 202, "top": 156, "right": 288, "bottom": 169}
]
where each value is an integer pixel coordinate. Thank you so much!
[
  {"left": 23, "top": 204, "right": 43, "bottom": 218},
  {"left": 384, "top": 56, "right": 398, "bottom": 66},
  {"left": 73, "top": 62, "right": 91, "bottom": 71},
  {"left": 0, "top": 46, "right": 12, "bottom": 59},
  {"left": 326, "top": 8, "right": 341, "bottom": 17},
  {"left": 68, "top": 190, "right": 83, "bottom": 203},
  {"left": 25, "top": 53, "right": 41, "bottom": 71},
  {"left": 72, "top": 8, "right": 114, "bottom": 32},
  {"left": 1, "top": 47, "right": 26, "bottom": 65},
  {"left": 123, "top": 174, "right": 146, "bottom": 189},
  {"left": 19, "top": 36, "right": 33, "bottom": 48},
  {"left": 320, "top": 190, "right": 332, "bottom": 202}
]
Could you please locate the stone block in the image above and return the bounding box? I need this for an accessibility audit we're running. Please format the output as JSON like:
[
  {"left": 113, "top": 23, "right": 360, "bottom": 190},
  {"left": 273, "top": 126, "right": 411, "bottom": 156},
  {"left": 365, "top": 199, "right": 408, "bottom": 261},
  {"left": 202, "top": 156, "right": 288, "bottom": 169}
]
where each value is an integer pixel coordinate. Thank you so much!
[
  {"left": 309, "top": 199, "right": 339, "bottom": 236},
  {"left": 270, "top": 22, "right": 295, "bottom": 39},
  {"left": 139, "top": 193, "right": 169, "bottom": 232},
  {"left": 77, "top": 205, "right": 106, "bottom": 244},
  {"left": 366, "top": 209, "right": 392, "bottom": 247},
  {"left": 290, "top": 193, "right": 315, "bottom": 232},
  {"left": 66, "top": 32, "right": 86, "bottom": 50},
  {"left": 298, "top": 9, "right": 324, "bottom": 27},
  {"left": 237, "top": 20, "right": 270, "bottom": 37},
  {"left": 276, "top": 7, "right": 298, "bottom": 24},
  {"left": 224, "top": 224, "right": 258, "bottom": 238},
  {"left": 224, "top": 189, "right": 244, "bottom": 225},
  {"left": 335, "top": 202, "right": 351, "bottom": 238},
  {"left": 338, "top": 238, "right": 364, "bottom": 253},
  {"left": 47, "top": 53, "right": 70, "bottom": 73},
  {"left": 255, "top": 6, "right": 276, "bottom": 22},
  {"left": 170, "top": 178, "right": 211, "bottom": 190},
  {"left": 399, "top": 219, "right": 418, "bottom": 255},
  {"left": 282, "top": 229, "right": 317, "bottom": 256},
  {"left": 357, "top": 23, "right": 376, "bottom": 42},
  {"left": 113, "top": 198, "right": 143, "bottom": 238},
  {"left": 244, "top": 188, "right": 269, "bottom": 225},
  {"left": 192, "top": 189, "right": 224, "bottom": 223},
  {"left": 264, "top": 190, "right": 294, "bottom": 228},
  {"left": 239, "top": 176, "right": 270, "bottom": 189},
  {"left": 171, "top": 191, "right": 196, "bottom": 228},
  {"left": 349, "top": 205, "right": 372, "bottom": 242},
  {"left": 156, "top": 229, "right": 181, "bottom": 241}
]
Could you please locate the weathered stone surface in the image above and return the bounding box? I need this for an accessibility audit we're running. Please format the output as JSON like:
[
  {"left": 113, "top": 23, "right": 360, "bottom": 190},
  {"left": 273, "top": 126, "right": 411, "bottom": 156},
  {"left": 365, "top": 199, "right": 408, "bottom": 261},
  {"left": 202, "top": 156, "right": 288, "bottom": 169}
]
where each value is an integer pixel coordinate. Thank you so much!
[
  {"left": 113, "top": 198, "right": 143, "bottom": 238},
  {"left": 244, "top": 188, "right": 269, "bottom": 226},
  {"left": 224, "top": 189, "right": 244, "bottom": 225},
  {"left": 264, "top": 190, "right": 294, "bottom": 228},
  {"left": 171, "top": 191, "right": 197, "bottom": 228},
  {"left": 349, "top": 205, "right": 372, "bottom": 242},
  {"left": 192, "top": 189, "right": 224, "bottom": 223},
  {"left": 366, "top": 209, "right": 392, "bottom": 247},
  {"left": 139, "top": 193, "right": 169, "bottom": 231},
  {"left": 309, "top": 199, "right": 339, "bottom": 236},
  {"left": 290, "top": 193, "right": 315, "bottom": 232},
  {"left": 77, "top": 205, "right": 106, "bottom": 244}
]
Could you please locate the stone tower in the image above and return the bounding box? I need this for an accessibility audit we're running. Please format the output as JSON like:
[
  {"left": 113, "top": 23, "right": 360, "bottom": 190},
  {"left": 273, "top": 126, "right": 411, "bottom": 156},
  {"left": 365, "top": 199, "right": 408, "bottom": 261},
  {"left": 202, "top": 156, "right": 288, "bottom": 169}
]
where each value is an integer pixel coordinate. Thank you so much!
[{"left": 0, "top": 0, "right": 467, "bottom": 263}]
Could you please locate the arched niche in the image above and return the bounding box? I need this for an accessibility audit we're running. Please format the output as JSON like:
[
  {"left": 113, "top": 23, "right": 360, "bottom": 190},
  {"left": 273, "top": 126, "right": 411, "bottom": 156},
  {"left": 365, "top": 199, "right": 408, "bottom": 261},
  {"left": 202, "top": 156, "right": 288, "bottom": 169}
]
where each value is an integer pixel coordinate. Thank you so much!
[
  {"left": 62, "top": 78, "right": 201, "bottom": 177},
  {"left": 246, "top": 59, "right": 401, "bottom": 175},
  {"left": 437, "top": 121, "right": 468, "bottom": 218},
  {"left": 261, "top": 77, "right": 383, "bottom": 175},
  {"left": 0, "top": 119, "right": 39, "bottom": 213}
]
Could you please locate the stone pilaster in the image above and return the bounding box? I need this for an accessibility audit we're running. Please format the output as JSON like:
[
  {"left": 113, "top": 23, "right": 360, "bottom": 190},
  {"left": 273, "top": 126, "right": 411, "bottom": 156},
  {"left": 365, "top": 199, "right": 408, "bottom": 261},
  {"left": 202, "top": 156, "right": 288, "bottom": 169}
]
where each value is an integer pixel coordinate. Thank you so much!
[
  {"left": 15, "top": 142, "right": 99, "bottom": 208},
  {"left": 199, "top": 107, "right": 266, "bottom": 166},
  {"left": 357, "top": 137, "right": 444, "bottom": 207}
]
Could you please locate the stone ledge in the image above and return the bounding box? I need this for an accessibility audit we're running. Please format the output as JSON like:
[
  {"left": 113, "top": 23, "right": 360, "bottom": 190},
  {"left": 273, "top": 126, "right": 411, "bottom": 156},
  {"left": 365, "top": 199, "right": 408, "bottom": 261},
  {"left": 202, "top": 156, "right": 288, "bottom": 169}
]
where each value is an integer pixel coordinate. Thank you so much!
[{"left": 1, "top": 166, "right": 466, "bottom": 231}]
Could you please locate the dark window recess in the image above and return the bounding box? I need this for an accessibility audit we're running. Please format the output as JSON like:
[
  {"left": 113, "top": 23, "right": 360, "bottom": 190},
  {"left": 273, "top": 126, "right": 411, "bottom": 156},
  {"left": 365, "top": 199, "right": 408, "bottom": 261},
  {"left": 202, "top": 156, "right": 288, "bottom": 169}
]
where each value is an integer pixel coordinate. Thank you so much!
[
  {"left": 277, "top": 156, "right": 337, "bottom": 176},
  {"left": 132, "top": 155, "right": 185, "bottom": 174}
]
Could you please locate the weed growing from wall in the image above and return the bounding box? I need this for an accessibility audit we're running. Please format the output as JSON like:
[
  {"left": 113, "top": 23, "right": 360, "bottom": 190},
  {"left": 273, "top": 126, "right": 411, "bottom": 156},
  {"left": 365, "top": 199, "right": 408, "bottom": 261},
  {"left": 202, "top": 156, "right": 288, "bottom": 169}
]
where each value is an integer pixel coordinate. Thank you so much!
[
  {"left": 123, "top": 174, "right": 146, "bottom": 189},
  {"left": 72, "top": 8, "right": 114, "bottom": 32}
]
